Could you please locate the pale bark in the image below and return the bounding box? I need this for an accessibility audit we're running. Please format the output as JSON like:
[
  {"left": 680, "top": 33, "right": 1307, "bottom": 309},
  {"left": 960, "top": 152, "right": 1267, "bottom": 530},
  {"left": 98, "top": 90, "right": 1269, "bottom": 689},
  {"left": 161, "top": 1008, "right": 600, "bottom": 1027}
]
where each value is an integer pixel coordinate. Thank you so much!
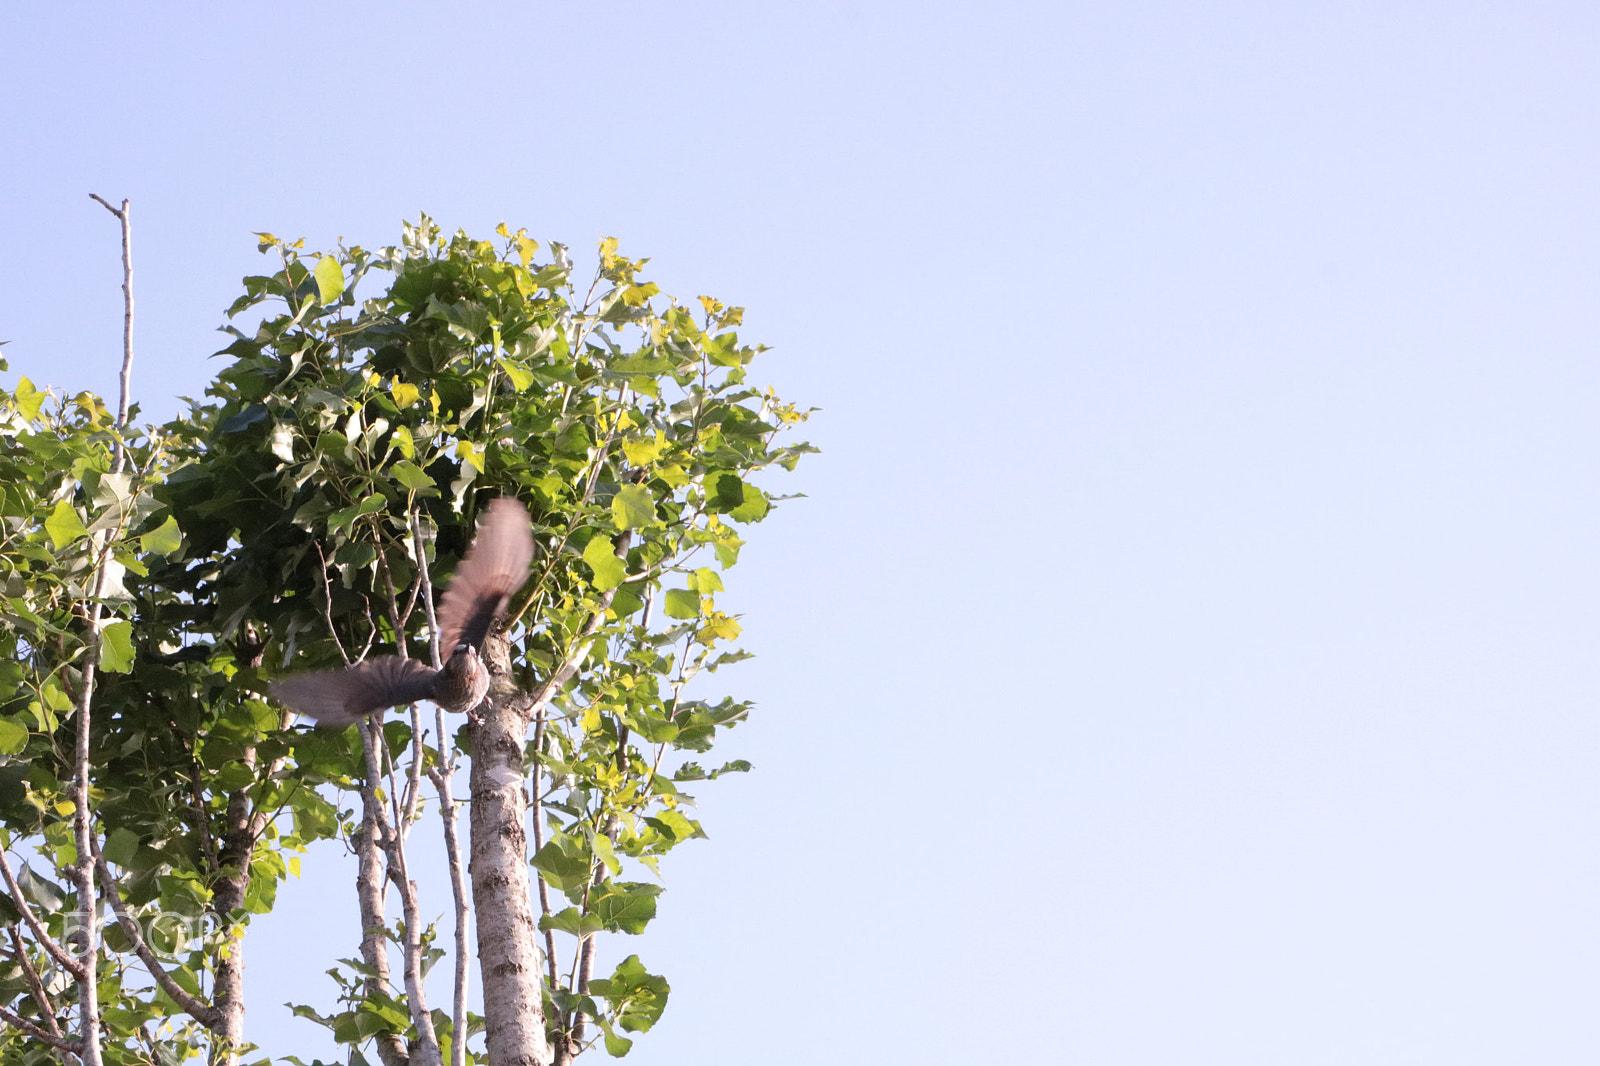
[
  {"left": 357, "top": 723, "right": 414, "bottom": 1066},
  {"left": 469, "top": 630, "right": 552, "bottom": 1066}
]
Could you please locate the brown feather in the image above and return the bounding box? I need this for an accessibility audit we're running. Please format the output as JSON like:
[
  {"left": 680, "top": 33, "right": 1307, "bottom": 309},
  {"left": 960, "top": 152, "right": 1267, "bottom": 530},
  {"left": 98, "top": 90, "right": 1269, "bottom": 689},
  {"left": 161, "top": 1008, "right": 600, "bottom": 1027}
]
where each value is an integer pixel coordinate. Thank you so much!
[
  {"left": 436, "top": 497, "right": 535, "bottom": 652},
  {"left": 273, "top": 497, "right": 533, "bottom": 728},
  {"left": 272, "top": 656, "right": 436, "bottom": 727}
]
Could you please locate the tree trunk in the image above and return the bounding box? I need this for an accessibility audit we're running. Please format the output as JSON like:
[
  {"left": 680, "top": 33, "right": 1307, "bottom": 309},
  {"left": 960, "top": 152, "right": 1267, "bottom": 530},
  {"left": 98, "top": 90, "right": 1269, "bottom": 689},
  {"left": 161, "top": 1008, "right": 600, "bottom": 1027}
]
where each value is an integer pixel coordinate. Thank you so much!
[
  {"left": 210, "top": 787, "right": 253, "bottom": 1066},
  {"left": 469, "top": 632, "right": 552, "bottom": 1066}
]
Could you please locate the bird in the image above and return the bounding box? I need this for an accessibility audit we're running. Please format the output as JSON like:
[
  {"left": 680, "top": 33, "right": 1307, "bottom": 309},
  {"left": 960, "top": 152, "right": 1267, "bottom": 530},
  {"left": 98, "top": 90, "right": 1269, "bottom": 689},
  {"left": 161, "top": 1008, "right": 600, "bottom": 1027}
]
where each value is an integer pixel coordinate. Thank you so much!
[{"left": 272, "top": 497, "right": 535, "bottom": 727}]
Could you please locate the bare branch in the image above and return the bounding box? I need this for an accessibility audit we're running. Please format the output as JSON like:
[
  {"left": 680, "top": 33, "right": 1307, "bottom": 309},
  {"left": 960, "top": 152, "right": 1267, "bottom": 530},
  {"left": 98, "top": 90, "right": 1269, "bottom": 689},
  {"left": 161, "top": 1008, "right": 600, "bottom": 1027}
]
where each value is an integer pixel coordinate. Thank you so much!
[
  {"left": 7, "top": 926, "right": 63, "bottom": 1039},
  {"left": 389, "top": 819, "right": 443, "bottom": 1066},
  {"left": 414, "top": 511, "right": 471, "bottom": 1066},
  {"left": 353, "top": 721, "right": 407, "bottom": 1066},
  {"left": 88, "top": 194, "right": 134, "bottom": 474},
  {"left": 530, "top": 704, "right": 560, "bottom": 992},
  {"left": 313, "top": 540, "right": 352, "bottom": 667},
  {"left": 410, "top": 512, "right": 443, "bottom": 671},
  {"left": 569, "top": 815, "right": 618, "bottom": 1050},
  {"left": 0, "top": 1004, "right": 83, "bottom": 1053},
  {"left": 71, "top": 659, "right": 103, "bottom": 1065},
  {"left": 0, "top": 845, "right": 84, "bottom": 978}
]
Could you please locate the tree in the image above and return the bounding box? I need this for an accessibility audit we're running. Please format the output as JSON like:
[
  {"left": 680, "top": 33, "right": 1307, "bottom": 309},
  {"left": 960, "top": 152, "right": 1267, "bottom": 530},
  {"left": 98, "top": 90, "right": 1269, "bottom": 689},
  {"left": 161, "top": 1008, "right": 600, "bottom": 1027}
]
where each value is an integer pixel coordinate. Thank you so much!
[{"left": 0, "top": 213, "right": 812, "bottom": 1064}]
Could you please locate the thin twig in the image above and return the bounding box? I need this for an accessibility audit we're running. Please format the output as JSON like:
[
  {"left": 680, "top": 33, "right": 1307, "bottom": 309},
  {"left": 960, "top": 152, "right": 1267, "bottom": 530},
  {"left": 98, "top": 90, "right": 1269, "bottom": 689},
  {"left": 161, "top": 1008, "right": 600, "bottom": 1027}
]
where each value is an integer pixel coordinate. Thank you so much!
[
  {"left": 569, "top": 814, "right": 618, "bottom": 1049},
  {"left": 0, "top": 1004, "right": 82, "bottom": 1053},
  {"left": 8, "top": 926, "right": 63, "bottom": 1039},
  {"left": 313, "top": 540, "right": 352, "bottom": 667},
  {"left": 352, "top": 720, "right": 407, "bottom": 1066},
  {"left": 70, "top": 560, "right": 112, "bottom": 1066},
  {"left": 413, "top": 511, "right": 471, "bottom": 1066},
  {"left": 88, "top": 194, "right": 134, "bottom": 474},
  {"left": 365, "top": 539, "right": 441, "bottom": 1066},
  {"left": 378, "top": 540, "right": 428, "bottom": 830},
  {"left": 530, "top": 704, "right": 560, "bottom": 992},
  {"left": 0, "top": 845, "right": 83, "bottom": 978}
]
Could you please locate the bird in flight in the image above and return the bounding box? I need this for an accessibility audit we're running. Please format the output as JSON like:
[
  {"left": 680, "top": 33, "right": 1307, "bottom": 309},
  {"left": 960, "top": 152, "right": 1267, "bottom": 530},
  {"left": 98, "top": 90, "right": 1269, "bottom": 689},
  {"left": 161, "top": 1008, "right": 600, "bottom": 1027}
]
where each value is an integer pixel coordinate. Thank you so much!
[{"left": 272, "top": 497, "right": 535, "bottom": 727}]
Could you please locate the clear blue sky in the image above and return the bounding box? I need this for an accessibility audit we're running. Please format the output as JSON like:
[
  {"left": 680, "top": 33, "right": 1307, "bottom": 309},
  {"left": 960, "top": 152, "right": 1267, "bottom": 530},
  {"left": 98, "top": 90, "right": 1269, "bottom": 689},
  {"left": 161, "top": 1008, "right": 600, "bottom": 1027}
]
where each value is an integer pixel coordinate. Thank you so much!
[{"left": 4, "top": 3, "right": 1598, "bottom": 1063}]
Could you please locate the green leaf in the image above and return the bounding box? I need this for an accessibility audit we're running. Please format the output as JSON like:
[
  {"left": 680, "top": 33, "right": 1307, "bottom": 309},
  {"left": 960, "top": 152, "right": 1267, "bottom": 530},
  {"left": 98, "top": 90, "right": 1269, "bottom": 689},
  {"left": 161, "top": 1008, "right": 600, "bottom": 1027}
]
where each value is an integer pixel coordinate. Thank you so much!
[
  {"left": 328, "top": 493, "right": 388, "bottom": 532},
  {"left": 592, "top": 882, "right": 661, "bottom": 935},
  {"left": 139, "top": 515, "right": 183, "bottom": 556},
  {"left": 13, "top": 377, "right": 46, "bottom": 420},
  {"left": 314, "top": 255, "right": 346, "bottom": 304},
  {"left": 584, "top": 536, "right": 626, "bottom": 591},
  {"left": 102, "top": 826, "right": 142, "bottom": 867},
  {"left": 497, "top": 358, "right": 534, "bottom": 391},
  {"left": 45, "top": 500, "right": 88, "bottom": 548},
  {"left": 390, "top": 461, "right": 435, "bottom": 493},
  {"left": 219, "top": 403, "right": 269, "bottom": 433},
  {"left": 729, "top": 485, "right": 769, "bottom": 523},
  {"left": 589, "top": 955, "right": 670, "bottom": 1034},
  {"left": 611, "top": 484, "right": 656, "bottom": 530},
  {"left": 270, "top": 421, "right": 297, "bottom": 462},
  {"left": 663, "top": 589, "right": 699, "bottom": 620},
  {"left": 686, "top": 568, "right": 723, "bottom": 593},
  {"left": 213, "top": 762, "right": 255, "bottom": 793},
  {"left": 99, "top": 620, "right": 134, "bottom": 673},
  {"left": 531, "top": 840, "right": 593, "bottom": 893},
  {"left": 540, "top": 907, "right": 604, "bottom": 937},
  {"left": 600, "top": 1022, "right": 633, "bottom": 1057},
  {"left": 712, "top": 474, "right": 767, "bottom": 521},
  {"left": 0, "top": 717, "right": 26, "bottom": 755},
  {"left": 644, "top": 809, "right": 703, "bottom": 843},
  {"left": 17, "top": 864, "right": 65, "bottom": 913}
]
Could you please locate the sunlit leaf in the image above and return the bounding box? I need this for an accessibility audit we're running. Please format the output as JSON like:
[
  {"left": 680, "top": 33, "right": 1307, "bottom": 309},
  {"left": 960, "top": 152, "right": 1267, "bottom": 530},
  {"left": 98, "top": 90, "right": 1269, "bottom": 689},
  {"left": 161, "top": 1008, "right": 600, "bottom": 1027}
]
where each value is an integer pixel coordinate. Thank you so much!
[
  {"left": 612, "top": 484, "right": 655, "bottom": 530},
  {"left": 0, "top": 717, "right": 26, "bottom": 755},
  {"left": 139, "top": 515, "right": 183, "bottom": 556},
  {"left": 14, "top": 376, "right": 46, "bottom": 420},
  {"left": 663, "top": 589, "right": 699, "bottom": 620},
  {"left": 314, "top": 255, "right": 346, "bottom": 303},
  {"left": 584, "top": 535, "right": 626, "bottom": 591},
  {"left": 99, "top": 620, "right": 134, "bottom": 673},
  {"left": 44, "top": 500, "right": 88, "bottom": 548}
]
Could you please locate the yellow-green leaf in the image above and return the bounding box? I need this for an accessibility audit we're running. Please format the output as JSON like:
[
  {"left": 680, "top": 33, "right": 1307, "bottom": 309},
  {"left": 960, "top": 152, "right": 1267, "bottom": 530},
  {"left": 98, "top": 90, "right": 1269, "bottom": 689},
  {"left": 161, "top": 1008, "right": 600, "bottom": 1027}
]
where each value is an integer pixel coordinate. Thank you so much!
[
  {"left": 314, "top": 255, "right": 346, "bottom": 304},
  {"left": 583, "top": 535, "right": 626, "bottom": 592},
  {"left": 390, "top": 461, "right": 434, "bottom": 493},
  {"left": 687, "top": 568, "right": 724, "bottom": 593},
  {"left": 45, "top": 500, "right": 88, "bottom": 548},
  {"left": 612, "top": 484, "right": 655, "bottom": 530},
  {"left": 391, "top": 381, "right": 421, "bottom": 408},
  {"left": 0, "top": 717, "right": 26, "bottom": 755},
  {"left": 663, "top": 589, "right": 699, "bottom": 620},
  {"left": 696, "top": 614, "right": 743, "bottom": 645},
  {"left": 140, "top": 515, "right": 183, "bottom": 556},
  {"left": 390, "top": 423, "right": 415, "bottom": 459},
  {"left": 621, "top": 432, "right": 663, "bottom": 467},
  {"left": 456, "top": 439, "right": 486, "bottom": 474},
  {"left": 14, "top": 377, "right": 46, "bottom": 420},
  {"left": 99, "top": 620, "right": 134, "bottom": 673}
]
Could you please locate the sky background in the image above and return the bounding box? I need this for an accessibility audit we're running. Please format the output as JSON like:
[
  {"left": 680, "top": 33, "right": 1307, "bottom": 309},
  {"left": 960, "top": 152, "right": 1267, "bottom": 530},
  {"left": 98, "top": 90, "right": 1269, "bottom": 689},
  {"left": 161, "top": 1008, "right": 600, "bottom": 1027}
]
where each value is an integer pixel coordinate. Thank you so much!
[{"left": 4, "top": 2, "right": 1599, "bottom": 1063}]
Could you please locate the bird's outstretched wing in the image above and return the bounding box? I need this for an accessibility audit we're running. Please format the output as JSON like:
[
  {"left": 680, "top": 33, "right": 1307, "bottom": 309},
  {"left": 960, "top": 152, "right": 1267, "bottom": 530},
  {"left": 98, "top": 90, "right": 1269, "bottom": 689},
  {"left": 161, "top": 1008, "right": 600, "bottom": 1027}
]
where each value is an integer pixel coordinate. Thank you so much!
[
  {"left": 272, "top": 656, "right": 437, "bottom": 727},
  {"left": 436, "top": 497, "right": 535, "bottom": 652}
]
